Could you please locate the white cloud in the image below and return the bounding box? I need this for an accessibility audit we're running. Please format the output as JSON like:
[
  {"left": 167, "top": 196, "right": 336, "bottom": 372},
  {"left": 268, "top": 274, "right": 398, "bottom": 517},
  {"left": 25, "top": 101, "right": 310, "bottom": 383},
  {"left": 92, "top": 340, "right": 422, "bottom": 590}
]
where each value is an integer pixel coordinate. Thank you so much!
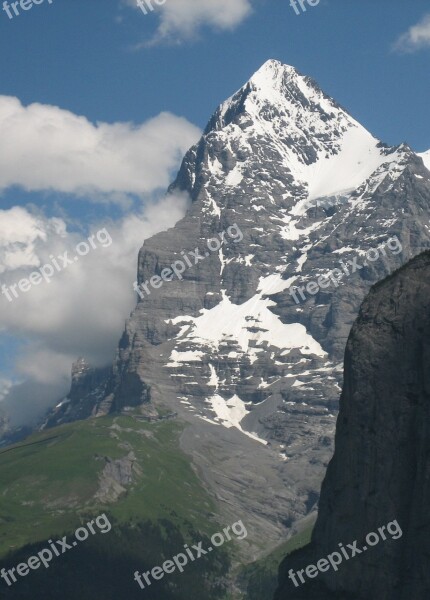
[
  {"left": 0, "top": 207, "right": 66, "bottom": 273},
  {"left": 0, "top": 193, "right": 190, "bottom": 426},
  {"left": 0, "top": 196, "right": 189, "bottom": 364},
  {"left": 393, "top": 13, "right": 430, "bottom": 53},
  {"left": 126, "top": 0, "right": 253, "bottom": 44},
  {"left": 0, "top": 96, "right": 200, "bottom": 432},
  {"left": 0, "top": 92, "right": 201, "bottom": 429},
  {"left": 0, "top": 96, "right": 200, "bottom": 200}
]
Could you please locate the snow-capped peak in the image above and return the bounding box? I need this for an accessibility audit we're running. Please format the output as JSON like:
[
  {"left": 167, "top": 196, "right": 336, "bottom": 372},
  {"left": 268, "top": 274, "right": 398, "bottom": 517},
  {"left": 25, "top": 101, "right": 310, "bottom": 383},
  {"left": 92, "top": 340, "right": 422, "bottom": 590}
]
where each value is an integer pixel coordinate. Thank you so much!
[
  {"left": 210, "top": 58, "right": 345, "bottom": 135},
  {"left": 248, "top": 59, "right": 301, "bottom": 95},
  {"left": 197, "top": 60, "right": 410, "bottom": 206}
]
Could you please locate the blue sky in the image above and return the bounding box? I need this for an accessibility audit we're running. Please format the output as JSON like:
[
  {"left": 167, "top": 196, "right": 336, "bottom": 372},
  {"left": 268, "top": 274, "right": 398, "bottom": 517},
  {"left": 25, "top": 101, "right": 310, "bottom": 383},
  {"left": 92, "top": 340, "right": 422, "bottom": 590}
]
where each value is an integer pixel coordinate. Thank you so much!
[
  {"left": 0, "top": 0, "right": 429, "bottom": 425},
  {"left": 0, "top": 0, "right": 429, "bottom": 148}
]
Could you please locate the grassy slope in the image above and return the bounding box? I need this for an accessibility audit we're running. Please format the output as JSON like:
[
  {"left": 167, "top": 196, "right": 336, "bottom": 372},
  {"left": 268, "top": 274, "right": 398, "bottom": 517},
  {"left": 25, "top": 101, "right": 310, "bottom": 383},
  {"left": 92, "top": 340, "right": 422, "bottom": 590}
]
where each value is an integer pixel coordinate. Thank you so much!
[
  {"left": 0, "top": 415, "right": 243, "bottom": 599},
  {"left": 0, "top": 415, "right": 314, "bottom": 599},
  {"left": 0, "top": 415, "right": 219, "bottom": 557}
]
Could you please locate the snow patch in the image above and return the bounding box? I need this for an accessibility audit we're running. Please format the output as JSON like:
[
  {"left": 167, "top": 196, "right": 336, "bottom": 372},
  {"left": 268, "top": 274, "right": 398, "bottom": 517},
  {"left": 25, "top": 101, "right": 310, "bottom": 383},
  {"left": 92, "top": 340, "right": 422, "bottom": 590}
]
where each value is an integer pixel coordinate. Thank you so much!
[
  {"left": 167, "top": 349, "right": 205, "bottom": 367},
  {"left": 225, "top": 166, "right": 243, "bottom": 187},
  {"left": 207, "top": 393, "right": 267, "bottom": 444},
  {"left": 168, "top": 290, "right": 326, "bottom": 362}
]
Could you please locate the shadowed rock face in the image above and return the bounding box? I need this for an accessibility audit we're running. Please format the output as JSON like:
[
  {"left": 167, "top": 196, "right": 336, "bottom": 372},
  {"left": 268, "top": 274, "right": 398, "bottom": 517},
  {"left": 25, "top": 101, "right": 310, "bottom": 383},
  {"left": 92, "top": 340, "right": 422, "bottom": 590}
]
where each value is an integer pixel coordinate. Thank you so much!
[
  {"left": 275, "top": 250, "right": 430, "bottom": 600},
  {"left": 42, "top": 358, "right": 110, "bottom": 428}
]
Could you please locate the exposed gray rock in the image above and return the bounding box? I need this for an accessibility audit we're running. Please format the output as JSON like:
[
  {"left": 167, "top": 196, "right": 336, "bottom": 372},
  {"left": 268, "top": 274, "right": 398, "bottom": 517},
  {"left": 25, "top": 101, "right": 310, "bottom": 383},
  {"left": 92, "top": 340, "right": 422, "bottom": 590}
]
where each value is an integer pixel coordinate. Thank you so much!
[
  {"left": 42, "top": 358, "right": 110, "bottom": 428},
  {"left": 275, "top": 250, "right": 430, "bottom": 599},
  {"left": 94, "top": 451, "right": 141, "bottom": 504}
]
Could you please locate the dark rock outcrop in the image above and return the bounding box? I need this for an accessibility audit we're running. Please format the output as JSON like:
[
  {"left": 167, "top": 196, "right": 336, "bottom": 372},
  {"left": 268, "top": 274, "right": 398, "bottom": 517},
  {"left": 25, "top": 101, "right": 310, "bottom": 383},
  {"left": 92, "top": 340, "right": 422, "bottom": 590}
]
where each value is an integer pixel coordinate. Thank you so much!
[
  {"left": 42, "top": 358, "right": 110, "bottom": 428},
  {"left": 275, "top": 250, "right": 430, "bottom": 599}
]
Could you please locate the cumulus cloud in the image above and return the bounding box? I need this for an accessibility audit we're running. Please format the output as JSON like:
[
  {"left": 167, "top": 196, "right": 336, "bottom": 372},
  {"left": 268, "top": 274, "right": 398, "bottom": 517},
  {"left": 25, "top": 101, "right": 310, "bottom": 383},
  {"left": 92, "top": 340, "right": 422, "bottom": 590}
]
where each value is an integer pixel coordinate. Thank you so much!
[
  {"left": 0, "top": 207, "right": 66, "bottom": 273},
  {"left": 0, "top": 96, "right": 200, "bottom": 200},
  {"left": 393, "top": 13, "right": 430, "bottom": 53},
  {"left": 0, "top": 193, "right": 190, "bottom": 426},
  {"left": 2, "top": 380, "right": 71, "bottom": 428},
  {"left": 125, "top": 0, "right": 253, "bottom": 45},
  {"left": 0, "top": 94, "right": 200, "bottom": 430}
]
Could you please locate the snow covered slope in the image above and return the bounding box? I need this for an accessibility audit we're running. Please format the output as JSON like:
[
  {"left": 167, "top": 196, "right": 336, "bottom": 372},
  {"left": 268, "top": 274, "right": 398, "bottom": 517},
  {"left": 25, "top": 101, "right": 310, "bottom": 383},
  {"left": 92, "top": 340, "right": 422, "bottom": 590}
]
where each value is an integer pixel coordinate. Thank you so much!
[
  {"left": 201, "top": 60, "right": 408, "bottom": 207},
  {"left": 419, "top": 149, "right": 430, "bottom": 171},
  {"left": 210, "top": 60, "right": 406, "bottom": 200}
]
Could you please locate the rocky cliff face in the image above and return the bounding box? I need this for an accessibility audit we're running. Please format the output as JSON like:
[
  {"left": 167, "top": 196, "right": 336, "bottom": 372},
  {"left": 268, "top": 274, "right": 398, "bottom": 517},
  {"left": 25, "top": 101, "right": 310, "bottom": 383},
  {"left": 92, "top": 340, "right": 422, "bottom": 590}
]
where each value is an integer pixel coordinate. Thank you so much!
[
  {"left": 275, "top": 250, "right": 430, "bottom": 600},
  {"left": 42, "top": 358, "right": 110, "bottom": 428},
  {"left": 41, "top": 60, "right": 430, "bottom": 550}
]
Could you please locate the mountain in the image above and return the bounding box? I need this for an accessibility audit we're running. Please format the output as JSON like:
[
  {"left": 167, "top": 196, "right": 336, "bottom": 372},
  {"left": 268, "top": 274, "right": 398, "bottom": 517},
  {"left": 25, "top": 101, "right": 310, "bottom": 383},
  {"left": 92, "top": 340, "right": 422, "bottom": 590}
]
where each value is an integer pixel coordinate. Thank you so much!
[
  {"left": 275, "top": 250, "right": 430, "bottom": 600},
  {"left": 27, "top": 59, "right": 430, "bottom": 559}
]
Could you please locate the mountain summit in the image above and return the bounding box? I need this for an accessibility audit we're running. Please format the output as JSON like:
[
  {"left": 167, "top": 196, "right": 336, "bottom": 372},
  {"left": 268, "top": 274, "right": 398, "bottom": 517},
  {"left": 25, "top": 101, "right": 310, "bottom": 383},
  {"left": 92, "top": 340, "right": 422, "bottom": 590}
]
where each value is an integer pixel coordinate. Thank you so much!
[
  {"left": 43, "top": 61, "right": 430, "bottom": 552},
  {"left": 199, "top": 58, "right": 409, "bottom": 205}
]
